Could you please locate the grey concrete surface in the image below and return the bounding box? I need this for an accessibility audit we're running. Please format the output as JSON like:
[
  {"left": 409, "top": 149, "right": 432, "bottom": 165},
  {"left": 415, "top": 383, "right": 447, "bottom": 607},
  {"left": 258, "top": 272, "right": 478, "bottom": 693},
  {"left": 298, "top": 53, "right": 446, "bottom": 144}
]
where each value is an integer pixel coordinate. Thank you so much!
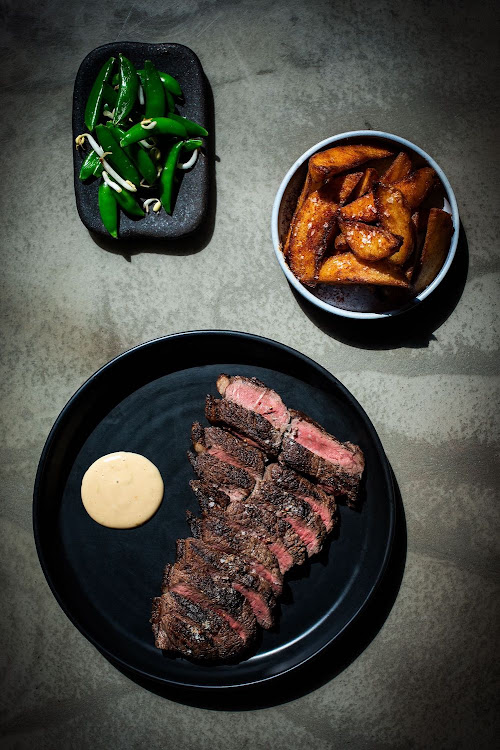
[{"left": 1, "top": 0, "right": 499, "bottom": 748}]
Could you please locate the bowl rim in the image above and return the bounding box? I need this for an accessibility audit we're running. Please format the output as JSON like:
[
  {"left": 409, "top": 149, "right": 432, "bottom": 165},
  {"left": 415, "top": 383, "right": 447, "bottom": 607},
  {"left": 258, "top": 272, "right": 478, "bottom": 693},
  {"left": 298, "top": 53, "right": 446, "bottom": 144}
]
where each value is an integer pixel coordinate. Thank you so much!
[{"left": 271, "top": 130, "right": 460, "bottom": 320}]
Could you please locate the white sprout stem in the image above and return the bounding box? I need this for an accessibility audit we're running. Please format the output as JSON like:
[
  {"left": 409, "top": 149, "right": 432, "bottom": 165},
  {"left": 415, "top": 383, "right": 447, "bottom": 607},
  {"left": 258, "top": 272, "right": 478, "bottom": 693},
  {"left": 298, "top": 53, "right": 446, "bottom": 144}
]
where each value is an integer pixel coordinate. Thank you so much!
[
  {"left": 77, "top": 134, "right": 137, "bottom": 192},
  {"left": 138, "top": 85, "right": 144, "bottom": 106},
  {"left": 103, "top": 109, "right": 114, "bottom": 119},
  {"left": 177, "top": 149, "right": 198, "bottom": 170},
  {"left": 143, "top": 198, "right": 162, "bottom": 213},
  {"left": 140, "top": 119, "right": 157, "bottom": 130},
  {"left": 139, "top": 138, "right": 155, "bottom": 149},
  {"left": 102, "top": 171, "right": 123, "bottom": 193}
]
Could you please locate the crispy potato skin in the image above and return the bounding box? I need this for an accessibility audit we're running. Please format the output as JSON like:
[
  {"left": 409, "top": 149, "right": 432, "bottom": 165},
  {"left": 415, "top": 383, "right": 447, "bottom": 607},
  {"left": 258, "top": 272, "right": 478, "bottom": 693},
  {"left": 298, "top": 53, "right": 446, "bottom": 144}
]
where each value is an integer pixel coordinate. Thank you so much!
[
  {"left": 339, "top": 219, "right": 401, "bottom": 261},
  {"left": 309, "top": 145, "right": 393, "bottom": 186},
  {"left": 375, "top": 184, "right": 415, "bottom": 265},
  {"left": 381, "top": 152, "right": 412, "bottom": 184},
  {"left": 393, "top": 167, "right": 436, "bottom": 210},
  {"left": 318, "top": 252, "right": 409, "bottom": 287},
  {"left": 340, "top": 192, "right": 377, "bottom": 223},
  {"left": 286, "top": 173, "right": 362, "bottom": 285},
  {"left": 351, "top": 167, "right": 379, "bottom": 200},
  {"left": 334, "top": 233, "right": 349, "bottom": 253},
  {"left": 413, "top": 208, "right": 453, "bottom": 293}
]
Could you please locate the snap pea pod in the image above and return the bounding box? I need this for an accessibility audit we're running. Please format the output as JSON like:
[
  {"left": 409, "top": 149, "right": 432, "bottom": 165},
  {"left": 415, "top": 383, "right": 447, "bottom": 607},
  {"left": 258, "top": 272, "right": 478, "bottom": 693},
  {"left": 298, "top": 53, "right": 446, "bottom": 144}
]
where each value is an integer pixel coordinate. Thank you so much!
[
  {"left": 137, "top": 68, "right": 182, "bottom": 97},
  {"left": 113, "top": 54, "right": 139, "bottom": 124},
  {"left": 160, "top": 140, "right": 184, "bottom": 214},
  {"left": 84, "top": 56, "right": 115, "bottom": 131},
  {"left": 79, "top": 150, "right": 103, "bottom": 180},
  {"left": 102, "top": 82, "right": 118, "bottom": 111},
  {"left": 98, "top": 181, "right": 118, "bottom": 238},
  {"left": 166, "top": 112, "right": 208, "bottom": 137},
  {"left": 106, "top": 122, "right": 157, "bottom": 185},
  {"left": 165, "top": 89, "right": 175, "bottom": 113},
  {"left": 95, "top": 124, "right": 140, "bottom": 186},
  {"left": 120, "top": 117, "right": 187, "bottom": 147},
  {"left": 142, "top": 60, "right": 165, "bottom": 119},
  {"left": 183, "top": 138, "right": 203, "bottom": 152},
  {"left": 112, "top": 185, "right": 145, "bottom": 218}
]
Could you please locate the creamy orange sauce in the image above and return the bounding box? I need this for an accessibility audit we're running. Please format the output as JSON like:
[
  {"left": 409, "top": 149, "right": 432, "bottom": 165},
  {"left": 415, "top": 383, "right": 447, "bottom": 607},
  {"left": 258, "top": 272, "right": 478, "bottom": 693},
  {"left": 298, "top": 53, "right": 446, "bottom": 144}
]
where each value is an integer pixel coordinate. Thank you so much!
[{"left": 81, "top": 452, "right": 164, "bottom": 528}]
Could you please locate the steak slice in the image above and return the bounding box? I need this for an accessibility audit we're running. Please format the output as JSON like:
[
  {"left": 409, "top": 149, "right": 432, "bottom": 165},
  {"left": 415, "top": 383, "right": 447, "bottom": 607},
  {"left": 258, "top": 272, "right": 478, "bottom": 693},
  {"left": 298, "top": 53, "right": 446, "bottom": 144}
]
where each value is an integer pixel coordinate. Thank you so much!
[
  {"left": 206, "top": 395, "right": 283, "bottom": 457},
  {"left": 191, "top": 423, "right": 266, "bottom": 480},
  {"left": 280, "top": 410, "right": 365, "bottom": 506},
  {"left": 216, "top": 375, "right": 290, "bottom": 433},
  {"left": 187, "top": 509, "right": 283, "bottom": 595},
  {"left": 176, "top": 538, "right": 276, "bottom": 629},
  {"left": 188, "top": 451, "right": 255, "bottom": 497},
  {"left": 268, "top": 464, "right": 338, "bottom": 532},
  {"left": 166, "top": 561, "right": 257, "bottom": 644},
  {"left": 254, "top": 468, "right": 328, "bottom": 557},
  {"left": 192, "top": 479, "right": 307, "bottom": 573},
  {"left": 152, "top": 589, "right": 247, "bottom": 660}
]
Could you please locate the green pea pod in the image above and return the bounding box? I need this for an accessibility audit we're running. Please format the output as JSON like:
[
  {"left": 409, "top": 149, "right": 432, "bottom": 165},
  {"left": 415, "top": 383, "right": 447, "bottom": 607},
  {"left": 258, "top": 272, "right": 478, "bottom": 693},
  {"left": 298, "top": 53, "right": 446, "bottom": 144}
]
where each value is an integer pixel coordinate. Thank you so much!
[
  {"left": 98, "top": 181, "right": 118, "bottom": 238},
  {"left": 106, "top": 122, "right": 157, "bottom": 185},
  {"left": 95, "top": 124, "right": 140, "bottom": 186},
  {"left": 113, "top": 186, "right": 145, "bottom": 218},
  {"left": 111, "top": 72, "right": 120, "bottom": 87},
  {"left": 102, "top": 82, "right": 118, "bottom": 111},
  {"left": 166, "top": 112, "right": 208, "bottom": 137},
  {"left": 165, "top": 89, "right": 175, "bottom": 113},
  {"left": 113, "top": 54, "right": 139, "bottom": 124},
  {"left": 120, "top": 117, "right": 187, "bottom": 147},
  {"left": 79, "top": 150, "right": 102, "bottom": 180},
  {"left": 138, "top": 69, "right": 182, "bottom": 97},
  {"left": 84, "top": 57, "right": 115, "bottom": 131},
  {"left": 142, "top": 60, "right": 166, "bottom": 119},
  {"left": 183, "top": 138, "right": 203, "bottom": 152},
  {"left": 160, "top": 140, "right": 184, "bottom": 214}
]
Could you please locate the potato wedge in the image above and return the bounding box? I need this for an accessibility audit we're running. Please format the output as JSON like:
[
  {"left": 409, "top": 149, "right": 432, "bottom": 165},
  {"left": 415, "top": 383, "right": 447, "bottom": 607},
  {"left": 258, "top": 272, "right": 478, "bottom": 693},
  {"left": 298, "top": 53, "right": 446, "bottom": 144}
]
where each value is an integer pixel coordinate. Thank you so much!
[
  {"left": 350, "top": 167, "right": 379, "bottom": 200},
  {"left": 339, "top": 192, "right": 377, "bottom": 222},
  {"left": 413, "top": 208, "right": 453, "bottom": 293},
  {"left": 375, "top": 184, "right": 414, "bottom": 265},
  {"left": 286, "top": 173, "right": 361, "bottom": 284},
  {"left": 334, "top": 233, "right": 349, "bottom": 253},
  {"left": 339, "top": 219, "right": 401, "bottom": 261},
  {"left": 318, "top": 252, "right": 409, "bottom": 287},
  {"left": 394, "top": 167, "right": 436, "bottom": 210},
  {"left": 381, "top": 152, "right": 412, "bottom": 184},
  {"left": 309, "top": 144, "right": 393, "bottom": 187}
]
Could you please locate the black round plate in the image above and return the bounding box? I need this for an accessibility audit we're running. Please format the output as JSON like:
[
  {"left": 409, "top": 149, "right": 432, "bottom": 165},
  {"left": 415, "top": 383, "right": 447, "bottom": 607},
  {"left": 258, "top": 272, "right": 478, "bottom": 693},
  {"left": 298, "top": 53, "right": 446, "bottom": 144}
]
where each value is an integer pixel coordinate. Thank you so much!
[{"left": 33, "top": 331, "right": 394, "bottom": 690}]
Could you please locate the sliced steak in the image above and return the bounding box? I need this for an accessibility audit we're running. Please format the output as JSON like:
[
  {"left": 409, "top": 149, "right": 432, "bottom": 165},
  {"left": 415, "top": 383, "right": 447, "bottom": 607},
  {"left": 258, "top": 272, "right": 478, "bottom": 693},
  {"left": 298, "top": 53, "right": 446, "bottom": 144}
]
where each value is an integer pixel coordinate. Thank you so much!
[
  {"left": 268, "top": 464, "right": 338, "bottom": 533},
  {"left": 177, "top": 538, "right": 276, "bottom": 629},
  {"left": 191, "top": 423, "right": 266, "bottom": 480},
  {"left": 206, "top": 395, "right": 283, "bottom": 457},
  {"left": 280, "top": 410, "right": 365, "bottom": 506},
  {"left": 255, "top": 468, "right": 328, "bottom": 556},
  {"left": 187, "top": 508, "right": 283, "bottom": 595},
  {"left": 188, "top": 451, "right": 255, "bottom": 497},
  {"left": 216, "top": 375, "right": 290, "bottom": 433},
  {"left": 167, "top": 561, "right": 257, "bottom": 643}
]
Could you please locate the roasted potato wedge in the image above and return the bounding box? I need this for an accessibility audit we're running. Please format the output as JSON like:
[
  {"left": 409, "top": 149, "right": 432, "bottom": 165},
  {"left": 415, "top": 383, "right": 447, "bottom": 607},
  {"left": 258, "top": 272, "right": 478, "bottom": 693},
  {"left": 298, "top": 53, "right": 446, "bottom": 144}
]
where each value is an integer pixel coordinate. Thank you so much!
[
  {"left": 318, "top": 252, "right": 409, "bottom": 287},
  {"left": 309, "top": 144, "right": 393, "bottom": 187},
  {"left": 351, "top": 167, "right": 379, "bottom": 200},
  {"left": 334, "top": 233, "right": 349, "bottom": 253},
  {"left": 375, "top": 184, "right": 414, "bottom": 265},
  {"left": 413, "top": 208, "right": 453, "bottom": 293},
  {"left": 339, "top": 219, "right": 401, "bottom": 261},
  {"left": 339, "top": 192, "right": 377, "bottom": 222},
  {"left": 394, "top": 167, "right": 436, "bottom": 210},
  {"left": 286, "top": 173, "right": 362, "bottom": 285},
  {"left": 381, "top": 152, "right": 412, "bottom": 184}
]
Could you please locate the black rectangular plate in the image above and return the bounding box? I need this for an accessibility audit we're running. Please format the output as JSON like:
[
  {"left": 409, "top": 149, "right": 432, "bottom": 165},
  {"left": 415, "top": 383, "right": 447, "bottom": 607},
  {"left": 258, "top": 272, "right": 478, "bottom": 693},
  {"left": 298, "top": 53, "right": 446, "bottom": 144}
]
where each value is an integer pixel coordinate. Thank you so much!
[{"left": 73, "top": 42, "right": 211, "bottom": 240}]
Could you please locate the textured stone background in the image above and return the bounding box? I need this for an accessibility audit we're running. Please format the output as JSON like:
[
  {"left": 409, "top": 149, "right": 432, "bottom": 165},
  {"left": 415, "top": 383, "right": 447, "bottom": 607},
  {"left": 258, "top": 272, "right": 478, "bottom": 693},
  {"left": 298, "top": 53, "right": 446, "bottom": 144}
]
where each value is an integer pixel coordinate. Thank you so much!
[{"left": 1, "top": 0, "right": 499, "bottom": 748}]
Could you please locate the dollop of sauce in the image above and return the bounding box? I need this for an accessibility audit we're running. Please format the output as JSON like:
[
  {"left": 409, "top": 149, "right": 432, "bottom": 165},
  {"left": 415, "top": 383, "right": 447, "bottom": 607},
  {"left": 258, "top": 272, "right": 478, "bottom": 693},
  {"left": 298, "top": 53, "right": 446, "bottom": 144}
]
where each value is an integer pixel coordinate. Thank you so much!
[{"left": 81, "top": 452, "right": 164, "bottom": 528}]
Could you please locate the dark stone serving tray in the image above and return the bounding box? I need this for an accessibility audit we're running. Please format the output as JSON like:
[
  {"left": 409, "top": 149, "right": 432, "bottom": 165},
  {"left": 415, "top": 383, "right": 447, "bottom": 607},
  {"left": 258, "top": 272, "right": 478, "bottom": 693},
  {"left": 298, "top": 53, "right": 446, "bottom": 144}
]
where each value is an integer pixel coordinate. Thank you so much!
[{"left": 72, "top": 42, "right": 212, "bottom": 240}]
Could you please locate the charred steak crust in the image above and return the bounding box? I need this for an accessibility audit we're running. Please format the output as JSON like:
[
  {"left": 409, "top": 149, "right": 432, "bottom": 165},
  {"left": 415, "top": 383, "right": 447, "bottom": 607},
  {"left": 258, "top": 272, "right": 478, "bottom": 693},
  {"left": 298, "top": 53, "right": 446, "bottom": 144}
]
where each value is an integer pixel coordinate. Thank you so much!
[
  {"left": 268, "top": 464, "right": 338, "bottom": 532},
  {"left": 188, "top": 450, "right": 256, "bottom": 496},
  {"left": 205, "top": 395, "right": 283, "bottom": 457},
  {"left": 192, "top": 423, "right": 266, "bottom": 479}
]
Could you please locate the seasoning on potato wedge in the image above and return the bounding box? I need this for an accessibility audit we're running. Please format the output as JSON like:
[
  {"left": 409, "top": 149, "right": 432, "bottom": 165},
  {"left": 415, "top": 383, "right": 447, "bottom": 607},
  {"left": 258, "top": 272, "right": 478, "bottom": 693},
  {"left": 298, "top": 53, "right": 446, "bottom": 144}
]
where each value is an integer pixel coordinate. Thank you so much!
[
  {"left": 351, "top": 167, "right": 379, "bottom": 200},
  {"left": 375, "top": 184, "right": 414, "bottom": 265},
  {"left": 413, "top": 208, "right": 453, "bottom": 293},
  {"left": 334, "top": 233, "right": 349, "bottom": 253},
  {"left": 339, "top": 191, "right": 377, "bottom": 223},
  {"left": 308, "top": 144, "right": 393, "bottom": 188},
  {"left": 393, "top": 167, "right": 436, "bottom": 210},
  {"left": 318, "top": 252, "right": 409, "bottom": 287},
  {"left": 339, "top": 219, "right": 402, "bottom": 261},
  {"left": 381, "top": 151, "right": 412, "bottom": 184}
]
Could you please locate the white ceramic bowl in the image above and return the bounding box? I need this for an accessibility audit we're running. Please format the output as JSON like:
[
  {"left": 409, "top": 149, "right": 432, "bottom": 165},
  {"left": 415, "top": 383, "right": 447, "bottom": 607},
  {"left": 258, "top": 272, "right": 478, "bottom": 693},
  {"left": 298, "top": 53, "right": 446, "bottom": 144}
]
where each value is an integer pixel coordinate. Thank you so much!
[{"left": 271, "top": 130, "right": 460, "bottom": 319}]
